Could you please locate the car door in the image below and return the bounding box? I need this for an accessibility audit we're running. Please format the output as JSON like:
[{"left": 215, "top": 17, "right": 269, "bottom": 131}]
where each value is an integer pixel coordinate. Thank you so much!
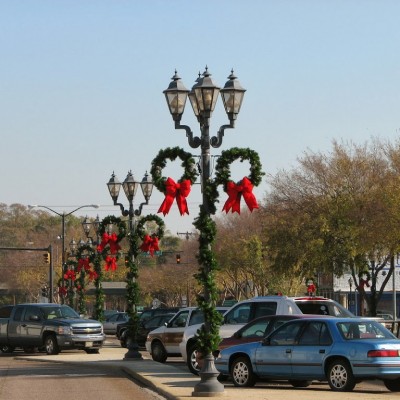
[
  {"left": 254, "top": 320, "right": 304, "bottom": 378},
  {"left": 163, "top": 309, "right": 190, "bottom": 353},
  {"left": 291, "top": 321, "right": 332, "bottom": 379},
  {"left": 19, "top": 306, "right": 43, "bottom": 346}
]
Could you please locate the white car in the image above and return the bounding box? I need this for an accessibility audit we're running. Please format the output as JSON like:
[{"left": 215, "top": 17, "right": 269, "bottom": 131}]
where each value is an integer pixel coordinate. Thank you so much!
[{"left": 145, "top": 306, "right": 229, "bottom": 363}]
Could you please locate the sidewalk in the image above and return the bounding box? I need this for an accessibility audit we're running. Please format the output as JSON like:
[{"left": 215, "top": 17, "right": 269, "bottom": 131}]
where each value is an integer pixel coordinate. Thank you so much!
[{"left": 16, "top": 345, "right": 398, "bottom": 400}]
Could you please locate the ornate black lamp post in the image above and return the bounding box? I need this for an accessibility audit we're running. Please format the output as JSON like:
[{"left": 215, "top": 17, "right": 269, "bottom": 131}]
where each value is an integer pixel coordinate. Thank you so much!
[
  {"left": 163, "top": 67, "right": 245, "bottom": 396},
  {"left": 106, "top": 170, "right": 153, "bottom": 359}
]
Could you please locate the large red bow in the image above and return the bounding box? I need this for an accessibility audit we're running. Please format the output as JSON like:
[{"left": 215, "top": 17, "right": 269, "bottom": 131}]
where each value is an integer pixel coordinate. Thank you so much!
[
  {"left": 140, "top": 234, "right": 160, "bottom": 257},
  {"left": 360, "top": 278, "right": 370, "bottom": 290},
  {"left": 58, "top": 286, "right": 67, "bottom": 297},
  {"left": 222, "top": 177, "right": 259, "bottom": 214},
  {"left": 158, "top": 177, "right": 192, "bottom": 216},
  {"left": 64, "top": 270, "right": 76, "bottom": 281},
  {"left": 97, "top": 232, "right": 121, "bottom": 254},
  {"left": 77, "top": 258, "right": 90, "bottom": 272},
  {"left": 88, "top": 270, "right": 99, "bottom": 281},
  {"left": 104, "top": 255, "right": 117, "bottom": 271}
]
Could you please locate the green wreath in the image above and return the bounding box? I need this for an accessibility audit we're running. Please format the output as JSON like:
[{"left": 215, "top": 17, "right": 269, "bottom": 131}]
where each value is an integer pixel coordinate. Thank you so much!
[
  {"left": 150, "top": 146, "right": 198, "bottom": 193},
  {"left": 76, "top": 244, "right": 96, "bottom": 263},
  {"left": 136, "top": 214, "right": 165, "bottom": 239},
  {"left": 214, "top": 147, "right": 264, "bottom": 188},
  {"left": 97, "top": 215, "right": 127, "bottom": 241}
]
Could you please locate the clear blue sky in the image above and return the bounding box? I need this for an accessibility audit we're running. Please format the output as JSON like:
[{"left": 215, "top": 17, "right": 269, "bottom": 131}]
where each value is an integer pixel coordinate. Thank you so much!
[{"left": 1, "top": 0, "right": 400, "bottom": 235}]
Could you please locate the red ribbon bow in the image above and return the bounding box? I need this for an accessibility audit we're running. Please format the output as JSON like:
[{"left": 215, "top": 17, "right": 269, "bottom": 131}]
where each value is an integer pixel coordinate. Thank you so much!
[
  {"left": 104, "top": 255, "right": 117, "bottom": 271},
  {"left": 58, "top": 286, "right": 67, "bottom": 297},
  {"left": 64, "top": 270, "right": 76, "bottom": 281},
  {"left": 222, "top": 177, "right": 259, "bottom": 214},
  {"left": 158, "top": 177, "right": 192, "bottom": 216},
  {"left": 97, "top": 232, "right": 121, "bottom": 254},
  {"left": 140, "top": 234, "right": 160, "bottom": 257},
  {"left": 77, "top": 258, "right": 91, "bottom": 272},
  {"left": 88, "top": 270, "right": 99, "bottom": 281},
  {"left": 360, "top": 278, "right": 370, "bottom": 290}
]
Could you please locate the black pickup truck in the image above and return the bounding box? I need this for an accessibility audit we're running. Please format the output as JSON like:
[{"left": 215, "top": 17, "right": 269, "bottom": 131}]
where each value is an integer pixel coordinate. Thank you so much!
[{"left": 0, "top": 303, "right": 106, "bottom": 355}]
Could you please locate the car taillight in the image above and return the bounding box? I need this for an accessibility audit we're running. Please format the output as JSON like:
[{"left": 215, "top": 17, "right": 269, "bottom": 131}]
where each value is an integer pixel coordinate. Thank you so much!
[{"left": 368, "top": 350, "right": 400, "bottom": 357}]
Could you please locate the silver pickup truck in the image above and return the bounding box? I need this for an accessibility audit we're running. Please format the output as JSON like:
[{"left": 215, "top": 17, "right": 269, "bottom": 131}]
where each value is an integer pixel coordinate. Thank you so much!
[{"left": 0, "top": 303, "right": 106, "bottom": 355}]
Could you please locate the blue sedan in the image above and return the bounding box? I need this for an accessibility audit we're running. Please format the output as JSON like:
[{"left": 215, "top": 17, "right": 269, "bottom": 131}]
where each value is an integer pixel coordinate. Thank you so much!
[{"left": 214, "top": 317, "right": 400, "bottom": 392}]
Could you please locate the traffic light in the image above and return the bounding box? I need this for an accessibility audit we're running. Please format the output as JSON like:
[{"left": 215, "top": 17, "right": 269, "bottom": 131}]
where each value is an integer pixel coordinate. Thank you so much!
[
  {"left": 125, "top": 256, "right": 129, "bottom": 266},
  {"left": 43, "top": 252, "right": 50, "bottom": 264},
  {"left": 176, "top": 254, "right": 181, "bottom": 264},
  {"left": 41, "top": 286, "right": 48, "bottom": 297}
]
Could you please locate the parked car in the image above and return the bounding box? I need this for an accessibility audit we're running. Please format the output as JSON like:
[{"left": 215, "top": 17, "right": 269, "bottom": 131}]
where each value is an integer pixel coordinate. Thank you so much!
[
  {"left": 181, "top": 295, "right": 304, "bottom": 373},
  {"left": 120, "top": 313, "right": 176, "bottom": 348},
  {"left": 116, "top": 307, "right": 180, "bottom": 341},
  {"left": 215, "top": 317, "right": 400, "bottom": 392},
  {"left": 102, "top": 312, "right": 129, "bottom": 335},
  {"left": 290, "top": 296, "right": 355, "bottom": 317},
  {"left": 145, "top": 306, "right": 229, "bottom": 363},
  {"left": 218, "top": 314, "right": 310, "bottom": 351}
]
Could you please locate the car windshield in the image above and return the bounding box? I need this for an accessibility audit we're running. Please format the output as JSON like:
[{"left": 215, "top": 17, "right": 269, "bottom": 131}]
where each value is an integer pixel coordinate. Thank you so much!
[
  {"left": 41, "top": 305, "right": 80, "bottom": 320},
  {"left": 296, "top": 300, "right": 354, "bottom": 317},
  {"left": 337, "top": 320, "right": 395, "bottom": 340}
]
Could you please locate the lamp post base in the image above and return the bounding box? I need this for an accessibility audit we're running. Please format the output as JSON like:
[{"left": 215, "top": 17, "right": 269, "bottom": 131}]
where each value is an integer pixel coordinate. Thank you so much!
[
  {"left": 192, "top": 353, "right": 225, "bottom": 397},
  {"left": 123, "top": 339, "right": 143, "bottom": 360}
]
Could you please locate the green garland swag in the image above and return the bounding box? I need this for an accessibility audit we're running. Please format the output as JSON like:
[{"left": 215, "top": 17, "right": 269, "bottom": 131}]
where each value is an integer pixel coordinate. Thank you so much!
[
  {"left": 150, "top": 146, "right": 198, "bottom": 193},
  {"left": 136, "top": 214, "right": 165, "bottom": 240},
  {"left": 97, "top": 215, "right": 127, "bottom": 241},
  {"left": 64, "top": 259, "right": 78, "bottom": 308},
  {"left": 214, "top": 147, "right": 264, "bottom": 189}
]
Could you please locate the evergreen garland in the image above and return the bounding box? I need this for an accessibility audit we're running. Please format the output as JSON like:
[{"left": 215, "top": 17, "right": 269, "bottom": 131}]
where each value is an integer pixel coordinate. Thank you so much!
[{"left": 136, "top": 214, "right": 165, "bottom": 239}]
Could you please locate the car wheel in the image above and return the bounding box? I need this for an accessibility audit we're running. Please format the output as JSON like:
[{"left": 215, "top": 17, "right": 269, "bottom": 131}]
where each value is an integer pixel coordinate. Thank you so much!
[
  {"left": 327, "top": 358, "right": 355, "bottom": 391},
  {"left": 187, "top": 344, "right": 201, "bottom": 375},
  {"left": 120, "top": 331, "right": 127, "bottom": 348},
  {"left": 0, "top": 345, "right": 15, "bottom": 353},
  {"left": 230, "top": 356, "right": 256, "bottom": 387},
  {"left": 44, "top": 334, "right": 60, "bottom": 355},
  {"left": 289, "top": 380, "right": 312, "bottom": 388},
  {"left": 151, "top": 341, "right": 167, "bottom": 363},
  {"left": 384, "top": 378, "right": 400, "bottom": 392}
]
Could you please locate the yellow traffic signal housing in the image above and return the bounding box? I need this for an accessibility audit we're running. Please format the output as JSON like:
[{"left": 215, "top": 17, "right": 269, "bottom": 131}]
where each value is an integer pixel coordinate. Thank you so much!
[
  {"left": 176, "top": 254, "right": 181, "bottom": 264},
  {"left": 43, "top": 252, "right": 50, "bottom": 264}
]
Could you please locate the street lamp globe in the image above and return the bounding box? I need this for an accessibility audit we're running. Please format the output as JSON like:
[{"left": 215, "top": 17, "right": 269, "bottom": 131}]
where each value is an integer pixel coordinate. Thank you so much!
[
  {"left": 107, "top": 172, "right": 122, "bottom": 202},
  {"left": 163, "top": 70, "right": 189, "bottom": 121},
  {"left": 220, "top": 70, "right": 246, "bottom": 121},
  {"left": 190, "top": 67, "right": 220, "bottom": 116},
  {"left": 140, "top": 171, "right": 153, "bottom": 201},
  {"left": 122, "top": 171, "right": 139, "bottom": 202}
]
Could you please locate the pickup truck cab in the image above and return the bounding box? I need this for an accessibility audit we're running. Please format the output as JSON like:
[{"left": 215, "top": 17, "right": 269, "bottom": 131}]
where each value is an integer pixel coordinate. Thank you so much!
[{"left": 0, "top": 303, "right": 105, "bottom": 355}]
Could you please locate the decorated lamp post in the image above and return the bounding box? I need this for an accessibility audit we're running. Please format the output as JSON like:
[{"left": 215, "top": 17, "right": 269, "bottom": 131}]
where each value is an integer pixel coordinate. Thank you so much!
[
  {"left": 106, "top": 170, "right": 154, "bottom": 359},
  {"left": 152, "top": 68, "right": 263, "bottom": 396},
  {"left": 28, "top": 204, "right": 99, "bottom": 304}
]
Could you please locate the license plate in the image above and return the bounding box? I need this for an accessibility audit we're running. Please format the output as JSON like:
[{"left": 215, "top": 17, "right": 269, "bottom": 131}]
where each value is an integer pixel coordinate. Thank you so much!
[{"left": 86, "top": 342, "right": 93, "bottom": 347}]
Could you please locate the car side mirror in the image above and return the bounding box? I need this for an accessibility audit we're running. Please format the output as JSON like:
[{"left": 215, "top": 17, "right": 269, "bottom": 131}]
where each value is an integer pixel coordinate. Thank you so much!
[{"left": 262, "top": 337, "right": 271, "bottom": 346}]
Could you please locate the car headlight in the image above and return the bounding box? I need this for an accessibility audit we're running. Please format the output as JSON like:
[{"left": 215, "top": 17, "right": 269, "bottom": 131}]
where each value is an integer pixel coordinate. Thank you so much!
[{"left": 57, "top": 326, "right": 72, "bottom": 335}]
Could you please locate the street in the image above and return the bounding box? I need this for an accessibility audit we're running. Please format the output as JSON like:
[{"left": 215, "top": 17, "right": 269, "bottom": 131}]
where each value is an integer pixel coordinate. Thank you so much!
[{"left": 0, "top": 348, "right": 166, "bottom": 400}]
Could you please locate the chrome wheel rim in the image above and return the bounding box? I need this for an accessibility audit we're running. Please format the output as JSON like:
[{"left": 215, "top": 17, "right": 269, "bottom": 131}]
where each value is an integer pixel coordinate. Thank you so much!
[
  {"left": 330, "top": 364, "right": 347, "bottom": 389},
  {"left": 232, "top": 360, "right": 249, "bottom": 386}
]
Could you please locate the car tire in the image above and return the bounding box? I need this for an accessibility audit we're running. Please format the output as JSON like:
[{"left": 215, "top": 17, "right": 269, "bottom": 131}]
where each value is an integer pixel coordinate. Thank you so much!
[
  {"left": 384, "top": 378, "right": 400, "bottom": 392},
  {"left": 44, "top": 334, "right": 60, "bottom": 355},
  {"left": 289, "top": 380, "right": 312, "bottom": 388},
  {"left": 120, "top": 331, "right": 128, "bottom": 348},
  {"left": 230, "top": 356, "right": 256, "bottom": 387},
  {"left": 151, "top": 341, "right": 168, "bottom": 363},
  {"left": 187, "top": 343, "right": 201, "bottom": 375},
  {"left": 327, "top": 358, "right": 355, "bottom": 391},
  {"left": 0, "top": 345, "right": 15, "bottom": 353}
]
